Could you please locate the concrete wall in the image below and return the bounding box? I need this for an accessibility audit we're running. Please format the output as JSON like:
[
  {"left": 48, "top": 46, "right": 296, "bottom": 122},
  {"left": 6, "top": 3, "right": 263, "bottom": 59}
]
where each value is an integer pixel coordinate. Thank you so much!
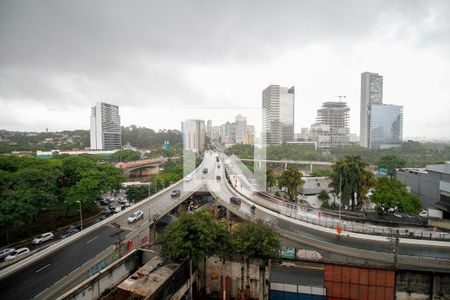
[
  {"left": 57, "top": 250, "right": 140, "bottom": 300},
  {"left": 396, "top": 271, "right": 450, "bottom": 300},
  {"left": 205, "top": 256, "right": 269, "bottom": 300}
]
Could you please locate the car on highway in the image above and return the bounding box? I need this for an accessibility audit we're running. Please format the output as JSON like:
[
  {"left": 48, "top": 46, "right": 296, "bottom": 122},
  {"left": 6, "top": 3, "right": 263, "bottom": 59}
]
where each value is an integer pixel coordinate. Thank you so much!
[
  {"left": 32, "top": 232, "right": 54, "bottom": 245},
  {"left": 0, "top": 248, "right": 15, "bottom": 260},
  {"left": 4, "top": 248, "right": 30, "bottom": 261},
  {"left": 203, "top": 168, "right": 208, "bottom": 174},
  {"left": 185, "top": 174, "right": 192, "bottom": 181},
  {"left": 230, "top": 196, "right": 241, "bottom": 206},
  {"left": 127, "top": 210, "right": 144, "bottom": 223},
  {"left": 216, "top": 175, "right": 221, "bottom": 180},
  {"left": 171, "top": 189, "right": 181, "bottom": 197},
  {"left": 217, "top": 164, "right": 221, "bottom": 168}
]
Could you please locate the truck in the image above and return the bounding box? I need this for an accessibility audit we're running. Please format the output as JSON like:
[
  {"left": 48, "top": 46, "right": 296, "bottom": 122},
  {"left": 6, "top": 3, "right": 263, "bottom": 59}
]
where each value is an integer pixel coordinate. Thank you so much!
[{"left": 419, "top": 208, "right": 443, "bottom": 219}]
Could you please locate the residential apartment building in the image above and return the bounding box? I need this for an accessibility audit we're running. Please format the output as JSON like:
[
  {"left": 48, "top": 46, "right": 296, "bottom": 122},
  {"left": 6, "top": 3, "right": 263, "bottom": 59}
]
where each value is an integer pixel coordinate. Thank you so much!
[
  {"left": 182, "top": 119, "right": 205, "bottom": 154},
  {"left": 90, "top": 102, "right": 122, "bottom": 150}
]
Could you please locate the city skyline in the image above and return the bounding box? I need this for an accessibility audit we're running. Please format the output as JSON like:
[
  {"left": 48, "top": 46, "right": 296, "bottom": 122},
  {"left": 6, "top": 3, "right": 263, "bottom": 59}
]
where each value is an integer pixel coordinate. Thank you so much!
[{"left": 1, "top": 1, "right": 450, "bottom": 139}]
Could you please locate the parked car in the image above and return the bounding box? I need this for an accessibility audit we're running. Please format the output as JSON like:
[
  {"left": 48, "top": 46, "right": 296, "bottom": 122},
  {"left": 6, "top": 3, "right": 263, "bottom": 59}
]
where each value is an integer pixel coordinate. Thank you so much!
[
  {"left": 121, "top": 201, "right": 131, "bottom": 209},
  {"left": 63, "top": 228, "right": 79, "bottom": 238},
  {"left": 203, "top": 168, "right": 208, "bottom": 174},
  {"left": 4, "top": 248, "right": 30, "bottom": 261},
  {"left": 32, "top": 232, "right": 54, "bottom": 245},
  {"left": 100, "top": 198, "right": 110, "bottom": 205},
  {"left": 0, "top": 248, "right": 15, "bottom": 260},
  {"left": 99, "top": 210, "right": 113, "bottom": 220},
  {"left": 113, "top": 206, "right": 122, "bottom": 214},
  {"left": 171, "top": 190, "right": 181, "bottom": 198},
  {"left": 118, "top": 197, "right": 127, "bottom": 204},
  {"left": 230, "top": 196, "right": 241, "bottom": 206},
  {"left": 127, "top": 210, "right": 144, "bottom": 223}
]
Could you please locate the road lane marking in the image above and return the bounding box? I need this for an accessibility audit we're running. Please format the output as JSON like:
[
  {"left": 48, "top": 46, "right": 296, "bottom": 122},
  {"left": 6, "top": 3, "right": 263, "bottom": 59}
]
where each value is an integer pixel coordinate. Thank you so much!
[
  {"left": 86, "top": 236, "right": 98, "bottom": 244},
  {"left": 35, "top": 264, "right": 51, "bottom": 273}
]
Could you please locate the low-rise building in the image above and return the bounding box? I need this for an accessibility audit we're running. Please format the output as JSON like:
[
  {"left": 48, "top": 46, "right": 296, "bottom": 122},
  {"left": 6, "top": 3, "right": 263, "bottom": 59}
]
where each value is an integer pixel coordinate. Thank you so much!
[{"left": 396, "top": 162, "right": 450, "bottom": 218}]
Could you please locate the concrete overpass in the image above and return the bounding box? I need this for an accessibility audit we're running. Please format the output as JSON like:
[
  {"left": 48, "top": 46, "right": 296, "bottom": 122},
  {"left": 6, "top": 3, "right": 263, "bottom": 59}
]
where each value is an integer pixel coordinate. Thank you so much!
[{"left": 1, "top": 151, "right": 449, "bottom": 299}]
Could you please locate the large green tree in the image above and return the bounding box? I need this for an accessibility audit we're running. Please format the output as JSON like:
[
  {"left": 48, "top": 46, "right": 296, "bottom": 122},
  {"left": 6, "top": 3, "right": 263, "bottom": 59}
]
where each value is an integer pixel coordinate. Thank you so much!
[
  {"left": 330, "top": 156, "right": 374, "bottom": 210},
  {"left": 126, "top": 185, "right": 149, "bottom": 203},
  {"left": 160, "top": 211, "right": 230, "bottom": 299},
  {"left": 278, "top": 166, "right": 305, "bottom": 202},
  {"left": 371, "top": 177, "right": 422, "bottom": 214},
  {"left": 376, "top": 154, "right": 406, "bottom": 176}
]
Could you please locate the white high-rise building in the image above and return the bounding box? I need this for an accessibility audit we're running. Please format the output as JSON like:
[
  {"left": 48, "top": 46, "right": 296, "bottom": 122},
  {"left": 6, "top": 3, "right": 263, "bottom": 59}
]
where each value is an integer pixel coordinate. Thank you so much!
[
  {"left": 90, "top": 102, "right": 121, "bottom": 150},
  {"left": 182, "top": 119, "right": 205, "bottom": 153},
  {"left": 262, "top": 85, "right": 295, "bottom": 145},
  {"left": 235, "top": 114, "right": 247, "bottom": 144},
  {"left": 360, "top": 72, "right": 383, "bottom": 148},
  {"left": 206, "top": 120, "right": 212, "bottom": 138}
]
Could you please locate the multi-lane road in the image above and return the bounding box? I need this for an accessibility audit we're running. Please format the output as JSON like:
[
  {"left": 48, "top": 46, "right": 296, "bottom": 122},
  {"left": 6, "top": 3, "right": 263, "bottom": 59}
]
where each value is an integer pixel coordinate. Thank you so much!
[{"left": 0, "top": 152, "right": 216, "bottom": 300}]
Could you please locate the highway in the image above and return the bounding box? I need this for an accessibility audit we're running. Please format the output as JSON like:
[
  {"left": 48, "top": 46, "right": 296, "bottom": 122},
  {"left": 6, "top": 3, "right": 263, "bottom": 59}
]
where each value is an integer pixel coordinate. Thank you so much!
[
  {"left": 0, "top": 153, "right": 215, "bottom": 300},
  {"left": 1, "top": 151, "right": 450, "bottom": 299},
  {"left": 0, "top": 226, "right": 128, "bottom": 300},
  {"left": 209, "top": 152, "right": 450, "bottom": 266}
]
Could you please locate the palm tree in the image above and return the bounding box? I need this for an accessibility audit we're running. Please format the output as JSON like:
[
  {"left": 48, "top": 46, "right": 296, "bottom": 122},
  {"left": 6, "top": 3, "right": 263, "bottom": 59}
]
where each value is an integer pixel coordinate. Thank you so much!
[
  {"left": 278, "top": 166, "right": 305, "bottom": 202},
  {"left": 330, "top": 156, "right": 373, "bottom": 210}
]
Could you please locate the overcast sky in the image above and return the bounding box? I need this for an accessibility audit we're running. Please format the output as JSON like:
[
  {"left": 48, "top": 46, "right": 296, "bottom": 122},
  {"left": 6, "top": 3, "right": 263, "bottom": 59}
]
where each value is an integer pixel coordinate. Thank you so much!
[{"left": 0, "top": 0, "right": 449, "bottom": 139}]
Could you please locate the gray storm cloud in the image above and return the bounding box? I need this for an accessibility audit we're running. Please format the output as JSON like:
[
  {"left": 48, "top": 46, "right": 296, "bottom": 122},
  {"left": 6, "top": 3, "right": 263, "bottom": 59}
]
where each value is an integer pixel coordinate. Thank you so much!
[{"left": 0, "top": 0, "right": 449, "bottom": 137}]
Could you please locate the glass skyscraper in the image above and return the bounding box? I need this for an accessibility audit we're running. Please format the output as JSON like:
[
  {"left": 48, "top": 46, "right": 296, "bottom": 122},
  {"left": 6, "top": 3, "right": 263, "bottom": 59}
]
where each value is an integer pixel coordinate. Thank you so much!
[{"left": 369, "top": 104, "right": 403, "bottom": 149}]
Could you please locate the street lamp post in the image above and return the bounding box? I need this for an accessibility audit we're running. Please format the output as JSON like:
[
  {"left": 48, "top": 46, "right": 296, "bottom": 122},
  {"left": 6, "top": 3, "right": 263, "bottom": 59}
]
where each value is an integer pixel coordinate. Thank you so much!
[{"left": 76, "top": 200, "right": 83, "bottom": 230}]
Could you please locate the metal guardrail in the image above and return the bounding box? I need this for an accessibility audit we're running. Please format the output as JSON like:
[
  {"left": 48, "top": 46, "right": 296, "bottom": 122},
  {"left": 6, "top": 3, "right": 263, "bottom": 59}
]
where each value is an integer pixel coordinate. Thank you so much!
[
  {"left": 0, "top": 156, "right": 208, "bottom": 281},
  {"left": 224, "top": 153, "right": 450, "bottom": 242},
  {"left": 213, "top": 162, "right": 450, "bottom": 266},
  {"left": 209, "top": 182, "right": 450, "bottom": 271}
]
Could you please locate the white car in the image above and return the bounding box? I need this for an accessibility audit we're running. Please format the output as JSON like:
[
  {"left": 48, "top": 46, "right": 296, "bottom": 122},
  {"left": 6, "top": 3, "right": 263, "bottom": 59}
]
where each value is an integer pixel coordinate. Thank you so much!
[
  {"left": 4, "top": 248, "right": 30, "bottom": 261},
  {"left": 127, "top": 210, "right": 144, "bottom": 223},
  {"left": 185, "top": 174, "right": 192, "bottom": 181},
  {"left": 32, "top": 232, "right": 54, "bottom": 245}
]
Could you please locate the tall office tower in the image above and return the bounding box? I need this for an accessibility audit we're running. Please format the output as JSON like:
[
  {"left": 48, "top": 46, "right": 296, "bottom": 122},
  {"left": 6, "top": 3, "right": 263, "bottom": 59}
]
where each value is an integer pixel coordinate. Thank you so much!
[
  {"left": 206, "top": 120, "right": 212, "bottom": 138},
  {"left": 262, "top": 85, "right": 295, "bottom": 145},
  {"left": 90, "top": 102, "right": 121, "bottom": 150},
  {"left": 212, "top": 126, "right": 221, "bottom": 141},
  {"left": 369, "top": 104, "right": 403, "bottom": 149},
  {"left": 360, "top": 72, "right": 383, "bottom": 148},
  {"left": 235, "top": 114, "right": 247, "bottom": 144},
  {"left": 312, "top": 101, "right": 350, "bottom": 150},
  {"left": 182, "top": 119, "right": 205, "bottom": 153}
]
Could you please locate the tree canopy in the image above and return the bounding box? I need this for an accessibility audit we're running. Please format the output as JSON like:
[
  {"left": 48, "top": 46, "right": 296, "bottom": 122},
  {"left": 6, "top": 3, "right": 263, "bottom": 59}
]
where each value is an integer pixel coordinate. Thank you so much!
[
  {"left": 376, "top": 154, "right": 406, "bottom": 176},
  {"left": 371, "top": 177, "right": 422, "bottom": 214},
  {"left": 110, "top": 149, "right": 141, "bottom": 163},
  {"left": 232, "top": 221, "right": 280, "bottom": 262},
  {"left": 0, "top": 155, "right": 124, "bottom": 230},
  {"left": 160, "top": 211, "right": 230, "bottom": 264}
]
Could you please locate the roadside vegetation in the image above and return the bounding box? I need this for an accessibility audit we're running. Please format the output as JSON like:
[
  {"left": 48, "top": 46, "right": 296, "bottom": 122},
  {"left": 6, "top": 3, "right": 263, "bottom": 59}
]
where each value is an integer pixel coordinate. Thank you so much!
[{"left": 0, "top": 155, "right": 124, "bottom": 245}]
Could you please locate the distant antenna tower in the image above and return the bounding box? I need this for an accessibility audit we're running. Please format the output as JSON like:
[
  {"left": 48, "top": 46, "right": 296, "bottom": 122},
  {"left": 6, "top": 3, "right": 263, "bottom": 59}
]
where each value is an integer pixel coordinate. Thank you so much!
[{"left": 336, "top": 95, "right": 347, "bottom": 102}]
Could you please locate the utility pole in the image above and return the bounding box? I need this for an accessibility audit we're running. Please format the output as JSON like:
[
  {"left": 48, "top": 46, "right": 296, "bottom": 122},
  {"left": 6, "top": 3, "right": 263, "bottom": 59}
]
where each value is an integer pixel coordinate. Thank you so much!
[{"left": 389, "top": 229, "right": 400, "bottom": 268}]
